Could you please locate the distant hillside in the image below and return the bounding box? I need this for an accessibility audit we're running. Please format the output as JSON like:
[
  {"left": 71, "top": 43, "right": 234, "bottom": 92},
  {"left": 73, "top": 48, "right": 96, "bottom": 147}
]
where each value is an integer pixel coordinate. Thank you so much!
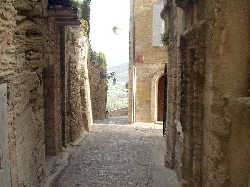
[
  {"left": 108, "top": 63, "right": 128, "bottom": 82},
  {"left": 107, "top": 63, "right": 129, "bottom": 110}
]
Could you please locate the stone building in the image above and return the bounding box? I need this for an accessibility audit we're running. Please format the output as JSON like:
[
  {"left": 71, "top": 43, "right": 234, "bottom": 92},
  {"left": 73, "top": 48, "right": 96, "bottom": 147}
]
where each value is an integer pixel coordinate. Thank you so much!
[
  {"left": 128, "top": 0, "right": 167, "bottom": 123},
  {"left": 88, "top": 51, "right": 108, "bottom": 120},
  {"left": 0, "top": 0, "right": 92, "bottom": 186},
  {"left": 161, "top": 0, "right": 250, "bottom": 186}
]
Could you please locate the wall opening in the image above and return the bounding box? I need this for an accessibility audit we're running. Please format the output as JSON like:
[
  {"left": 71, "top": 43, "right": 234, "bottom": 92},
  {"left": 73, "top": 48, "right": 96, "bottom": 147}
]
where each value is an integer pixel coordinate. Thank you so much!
[
  {"left": 157, "top": 76, "right": 165, "bottom": 121},
  {"left": 90, "top": 0, "right": 130, "bottom": 122}
]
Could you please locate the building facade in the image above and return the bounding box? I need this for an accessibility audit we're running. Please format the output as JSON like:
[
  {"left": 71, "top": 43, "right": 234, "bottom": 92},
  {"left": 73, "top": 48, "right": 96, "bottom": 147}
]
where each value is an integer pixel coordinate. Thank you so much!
[{"left": 129, "top": 0, "right": 167, "bottom": 123}]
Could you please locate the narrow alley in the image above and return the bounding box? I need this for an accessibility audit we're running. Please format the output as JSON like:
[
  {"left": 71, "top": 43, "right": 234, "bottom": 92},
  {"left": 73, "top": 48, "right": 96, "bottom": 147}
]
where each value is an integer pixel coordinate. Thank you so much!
[
  {"left": 1, "top": 1, "right": 249, "bottom": 187},
  {"left": 49, "top": 116, "right": 180, "bottom": 187}
]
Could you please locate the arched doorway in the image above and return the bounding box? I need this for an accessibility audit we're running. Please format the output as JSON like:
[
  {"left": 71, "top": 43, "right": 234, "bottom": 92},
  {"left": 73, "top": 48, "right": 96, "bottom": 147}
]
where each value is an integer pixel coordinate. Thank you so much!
[{"left": 157, "top": 76, "right": 165, "bottom": 121}]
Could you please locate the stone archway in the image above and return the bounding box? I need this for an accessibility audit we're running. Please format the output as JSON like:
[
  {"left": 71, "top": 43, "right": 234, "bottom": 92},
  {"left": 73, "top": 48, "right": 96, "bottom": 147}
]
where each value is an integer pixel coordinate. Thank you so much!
[{"left": 151, "top": 70, "right": 164, "bottom": 123}]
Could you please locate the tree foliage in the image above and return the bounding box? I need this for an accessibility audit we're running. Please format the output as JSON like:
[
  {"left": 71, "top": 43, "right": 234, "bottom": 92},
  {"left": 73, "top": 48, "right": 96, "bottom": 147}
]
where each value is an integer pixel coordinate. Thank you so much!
[{"left": 91, "top": 50, "right": 107, "bottom": 69}]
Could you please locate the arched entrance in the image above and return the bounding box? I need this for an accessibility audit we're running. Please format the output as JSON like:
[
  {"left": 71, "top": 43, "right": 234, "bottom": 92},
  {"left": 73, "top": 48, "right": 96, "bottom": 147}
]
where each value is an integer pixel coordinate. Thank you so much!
[
  {"left": 157, "top": 76, "right": 165, "bottom": 121},
  {"left": 151, "top": 69, "right": 165, "bottom": 123}
]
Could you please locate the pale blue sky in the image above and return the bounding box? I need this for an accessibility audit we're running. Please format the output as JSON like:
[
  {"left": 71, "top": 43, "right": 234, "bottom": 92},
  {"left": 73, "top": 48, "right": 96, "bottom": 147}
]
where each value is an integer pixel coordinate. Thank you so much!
[{"left": 89, "top": 0, "right": 130, "bottom": 67}]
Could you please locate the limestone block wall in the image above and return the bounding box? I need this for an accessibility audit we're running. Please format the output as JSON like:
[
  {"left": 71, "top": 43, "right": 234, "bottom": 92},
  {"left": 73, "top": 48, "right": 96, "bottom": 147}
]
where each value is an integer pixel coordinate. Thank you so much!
[
  {"left": 162, "top": 0, "right": 250, "bottom": 186},
  {"left": 129, "top": 0, "right": 167, "bottom": 123},
  {"left": 135, "top": 63, "right": 165, "bottom": 122},
  {"left": 88, "top": 60, "right": 107, "bottom": 120}
]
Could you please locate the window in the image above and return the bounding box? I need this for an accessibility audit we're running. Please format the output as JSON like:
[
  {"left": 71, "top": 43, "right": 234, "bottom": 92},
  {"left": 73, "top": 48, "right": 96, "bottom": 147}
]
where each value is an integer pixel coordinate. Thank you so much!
[{"left": 152, "top": 4, "right": 164, "bottom": 47}]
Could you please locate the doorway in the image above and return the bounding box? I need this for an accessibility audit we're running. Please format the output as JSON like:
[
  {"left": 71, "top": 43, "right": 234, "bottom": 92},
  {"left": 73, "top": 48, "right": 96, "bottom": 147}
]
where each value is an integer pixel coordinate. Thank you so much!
[{"left": 157, "top": 76, "right": 165, "bottom": 121}]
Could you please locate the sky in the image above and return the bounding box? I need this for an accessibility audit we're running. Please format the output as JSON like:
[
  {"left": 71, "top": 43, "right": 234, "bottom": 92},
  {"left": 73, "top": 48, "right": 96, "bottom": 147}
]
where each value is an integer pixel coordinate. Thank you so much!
[{"left": 89, "top": 0, "right": 130, "bottom": 68}]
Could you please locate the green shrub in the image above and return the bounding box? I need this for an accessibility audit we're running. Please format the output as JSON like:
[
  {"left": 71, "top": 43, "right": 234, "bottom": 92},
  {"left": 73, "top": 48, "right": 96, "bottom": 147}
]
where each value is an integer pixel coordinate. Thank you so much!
[{"left": 161, "top": 31, "right": 170, "bottom": 46}]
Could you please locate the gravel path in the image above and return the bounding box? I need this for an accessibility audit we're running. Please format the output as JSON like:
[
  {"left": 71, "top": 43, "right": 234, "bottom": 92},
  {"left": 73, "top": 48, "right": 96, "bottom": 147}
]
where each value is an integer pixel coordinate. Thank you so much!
[{"left": 51, "top": 117, "right": 180, "bottom": 187}]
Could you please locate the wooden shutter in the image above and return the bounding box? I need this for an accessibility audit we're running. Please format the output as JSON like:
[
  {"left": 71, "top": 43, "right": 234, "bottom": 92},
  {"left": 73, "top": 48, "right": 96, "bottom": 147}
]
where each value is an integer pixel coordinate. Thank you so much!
[{"left": 152, "top": 4, "right": 164, "bottom": 47}]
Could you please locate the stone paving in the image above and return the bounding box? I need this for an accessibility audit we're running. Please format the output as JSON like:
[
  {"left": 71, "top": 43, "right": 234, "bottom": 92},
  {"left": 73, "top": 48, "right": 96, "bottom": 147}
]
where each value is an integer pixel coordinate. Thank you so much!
[{"left": 51, "top": 116, "right": 180, "bottom": 187}]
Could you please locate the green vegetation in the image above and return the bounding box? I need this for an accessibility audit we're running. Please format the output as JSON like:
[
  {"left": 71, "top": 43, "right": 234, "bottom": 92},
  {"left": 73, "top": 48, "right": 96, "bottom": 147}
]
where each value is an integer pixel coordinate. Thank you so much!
[
  {"left": 107, "top": 72, "right": 117, "bottom": 85},
  {"left": 106, "top": 63, "right": 128, "bottom": 110},
  {"left": 161, "top": 31, "right": 170, "bottom": 46},
  {"left": 125, "top": 82, "right": 128, "bottom": 89},
  {"left": 79, "top": 71, "right": 87, "bottom": 80},
  {"left": 107, "top": 80, "right": 128, "bottom": 110},
  {"left": 80, "top": 19, "right": 89, "bottom": 36},
  {"left": 91, "top": 51, "right": 107, "bottom": 70}
]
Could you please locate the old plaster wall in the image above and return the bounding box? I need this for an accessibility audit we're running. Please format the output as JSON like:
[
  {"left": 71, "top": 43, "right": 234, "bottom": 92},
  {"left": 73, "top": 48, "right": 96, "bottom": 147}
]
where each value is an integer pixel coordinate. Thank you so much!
[
  {"left": 162, "top": 0, "right": 250, "bottom": 186},
  {"left": 88, "top": 58, "right": 107, "bottom": 120},
  {"left": 129, "top": 0, "right": 167, "bottom": 123}
]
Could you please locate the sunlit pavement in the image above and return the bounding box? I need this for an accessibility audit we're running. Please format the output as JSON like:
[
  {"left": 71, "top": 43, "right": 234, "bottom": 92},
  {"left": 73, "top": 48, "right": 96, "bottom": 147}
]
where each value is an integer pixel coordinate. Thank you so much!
[{"left": 50, "top": 116, "right": 180, "bottom": 187}]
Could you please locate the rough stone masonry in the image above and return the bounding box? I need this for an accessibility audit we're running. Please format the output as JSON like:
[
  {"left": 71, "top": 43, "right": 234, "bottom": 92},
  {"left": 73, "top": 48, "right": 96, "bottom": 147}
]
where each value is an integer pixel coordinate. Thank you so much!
[
  {"left": 161, "top": 0, "right": 250, "bottom": 186},
  {"left": 0, "top": 0, "right": 92, "bottom": 186}
]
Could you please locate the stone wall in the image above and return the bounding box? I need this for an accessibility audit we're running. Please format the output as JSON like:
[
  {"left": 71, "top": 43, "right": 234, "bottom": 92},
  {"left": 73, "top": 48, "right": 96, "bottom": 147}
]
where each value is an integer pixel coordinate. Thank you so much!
[
  {"left": 161, "top": 0, "right": 250, "bottom": 186},
  {"left": 88, "top": 57, "right": 107, "bottom": 120},
  {"left": 65, "top": 26, "right": 92, "bottom": 141},
  {"left": 135, "top": 63, "right": 165, "bottom": 122},
  {"left": 11, "top": 1, "right": 47, "bottom": 186},
  {"left": 129, "top": 0, "right": 167, "bottom": 123},
  {"left": 0, "top": 1, "right": 18, "bottom": 186},
  {"left": 0, "top": 1, "right": 93, "bottom": 186},
  {"left": 43, "top": 16, "right": 62, "bottom": 156},
  {"left": 110, "top": 107, "right": 128, "bottom": 117}
]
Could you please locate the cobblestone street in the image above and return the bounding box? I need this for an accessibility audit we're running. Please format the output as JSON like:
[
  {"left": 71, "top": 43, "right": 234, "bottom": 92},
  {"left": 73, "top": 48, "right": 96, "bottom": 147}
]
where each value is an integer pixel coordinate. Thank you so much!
[{"left": 50, "top": 116, "right": 180, "bottom": 187}]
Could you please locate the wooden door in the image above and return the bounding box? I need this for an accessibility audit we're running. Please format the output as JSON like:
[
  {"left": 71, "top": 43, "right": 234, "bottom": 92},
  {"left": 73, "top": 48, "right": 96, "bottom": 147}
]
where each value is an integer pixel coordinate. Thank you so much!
[{"left": 157, "top": 76, "right": 165, "bottom": 121}]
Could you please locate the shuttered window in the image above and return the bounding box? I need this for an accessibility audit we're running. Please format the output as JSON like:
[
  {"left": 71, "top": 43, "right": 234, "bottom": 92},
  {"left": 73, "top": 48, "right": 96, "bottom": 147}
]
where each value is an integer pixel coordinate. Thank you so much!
[{"left": 152, "top": 4, "right": 164, "bottom": 47}]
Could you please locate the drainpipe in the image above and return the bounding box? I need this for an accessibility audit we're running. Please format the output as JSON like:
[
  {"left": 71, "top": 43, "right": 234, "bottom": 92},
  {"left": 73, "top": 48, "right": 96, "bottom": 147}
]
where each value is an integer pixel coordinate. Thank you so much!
[
  {"left": 130, "top": 0, "right": 136, "bottom": 123},
  {"left": 161, "top": 2, "right": 168, "bottom": 136},
  {"left": 163, "top": 63, "right": 167, "bottom": 136},
  {"left": 132, "top": 66, "right": 136, "bottom": 123}
]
